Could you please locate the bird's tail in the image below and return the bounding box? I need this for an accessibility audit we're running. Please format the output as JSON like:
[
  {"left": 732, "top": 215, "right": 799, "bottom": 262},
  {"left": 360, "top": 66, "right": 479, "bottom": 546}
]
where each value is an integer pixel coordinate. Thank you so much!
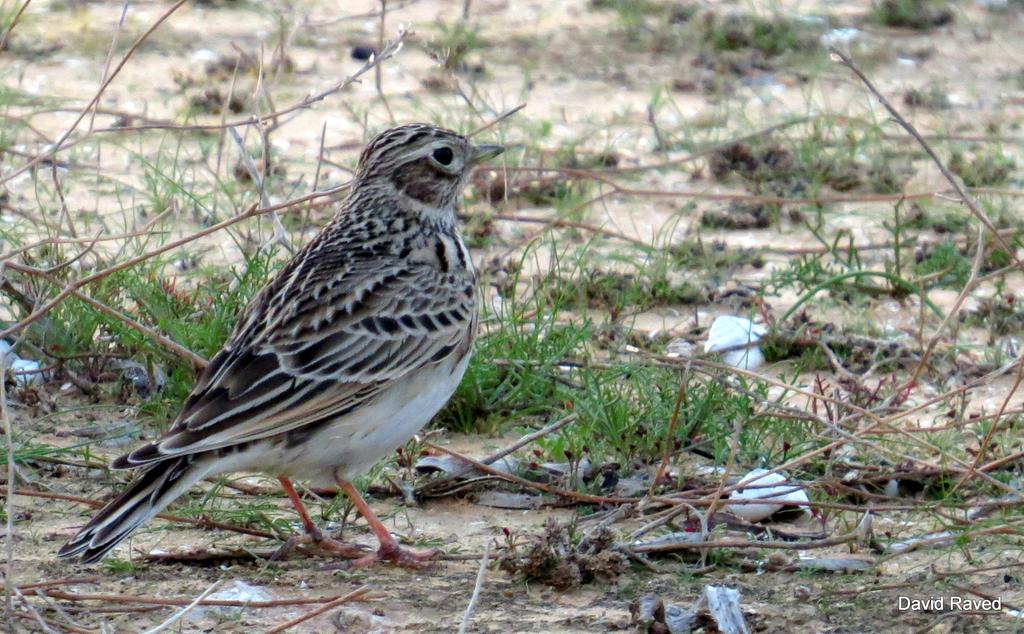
[{"left": 58, "top": 455, "right": 215, "bottom": 563}]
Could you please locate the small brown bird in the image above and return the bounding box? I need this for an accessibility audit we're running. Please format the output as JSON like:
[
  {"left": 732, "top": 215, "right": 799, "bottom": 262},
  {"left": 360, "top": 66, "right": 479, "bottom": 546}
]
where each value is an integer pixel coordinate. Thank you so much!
[{"left": 59, "top": 124, "right": 503, "bottom": 566}]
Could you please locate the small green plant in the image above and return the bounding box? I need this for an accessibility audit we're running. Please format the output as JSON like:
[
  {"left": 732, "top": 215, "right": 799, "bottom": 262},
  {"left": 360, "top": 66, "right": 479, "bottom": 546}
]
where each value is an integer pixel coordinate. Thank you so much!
[
  {"left": 949, "top": 149, "right": 1015, "bottom": 187},
  {"left": 903, "top": 84, "right": 951, "bottom": 110},
  {"left": 913, "top": 241, "right": 971, "bottom": 289},
  {"left": 588, "top": 0, "right": 696, "bottom": 52},
  {"left": 101, "top": 558, "right": 139, "bottom": 574},
  {"left": 701, "top": 12, "right": 822, "bottom": 57},
  {"left": 905, "top": 203, "right": 971, "bottom": 234},
  {"left": 708, "top": 122, "right": 908, "bottom": 198},
  {"left": 437, "top": 244, "right": 595, "bottom": 433},
  {"left": 589, "top": 0, "right": 689, "bottom": 26},
  {"left": 34, "top": 245, "right": 279, "bottom": 426},
  {"left": 964, "top": 294, "right": 1024, "bottom": 336},
  {"left": 428, "top": 21, "right": 486, "bottom": 71},
  {"left": 871, "top": 0, "right": 953, "bottom": 30}
]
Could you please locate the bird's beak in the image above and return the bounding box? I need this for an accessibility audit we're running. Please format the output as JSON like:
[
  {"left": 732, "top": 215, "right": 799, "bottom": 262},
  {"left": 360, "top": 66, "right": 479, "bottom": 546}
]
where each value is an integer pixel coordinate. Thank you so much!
[{"left": 469, "top": 144, "right": 504, "bottom": 165}]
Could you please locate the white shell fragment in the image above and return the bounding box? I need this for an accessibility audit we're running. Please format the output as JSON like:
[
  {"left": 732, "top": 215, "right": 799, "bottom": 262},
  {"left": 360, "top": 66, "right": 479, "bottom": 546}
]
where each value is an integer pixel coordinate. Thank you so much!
[
  {"left": 727, "top": 468, "right": 810, "bottom": 522},
  {"left": 189, "top": 580, "right": 274, "bottom": 620},
  {"left": 1, "top": 339, "right": 46, "bottom": 387},
  {"left": 821, "top": 27, "right": 860, "bottom": 47},
  {"left": 665, "top": 338, "right": 697, "bottom": 359},
  {"left": 188, "top": 48, "right": 218, "bottom": 65},
  {"left": 10, "top": 359, "right": 44, "bottom": 387},
  {"left": 704, "top": 316, "right": 768, "bottom": 370}
]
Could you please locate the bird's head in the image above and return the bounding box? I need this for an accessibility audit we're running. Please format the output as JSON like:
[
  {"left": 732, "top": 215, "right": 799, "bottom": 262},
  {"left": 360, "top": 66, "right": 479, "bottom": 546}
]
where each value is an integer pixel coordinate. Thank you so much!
[{"left": 354, "top": 123, "right": 504, "bottom": 220}]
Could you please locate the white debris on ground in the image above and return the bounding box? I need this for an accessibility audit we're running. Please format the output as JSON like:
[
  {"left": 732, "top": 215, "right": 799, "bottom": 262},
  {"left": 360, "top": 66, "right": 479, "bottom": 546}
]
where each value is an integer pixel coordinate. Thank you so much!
[
  {"left": 821, "top": 27, "right": 860, "bottom": 47},
  {"left": 704, "top": 316, "right": 768, "bottom": 370},
  {"left": 10, "top": 359, "right": 43, "bottom": 387},
  {"left": 665, "top": 338, "right": 697, "bottom": 359},
  {"left": 0, "top": 339, "right": 44, "bottom": 387},
  {"left": 632, "top": 586, "right": 750, "bottom": 634},
  {"left": 187, "top": 580, "right": 276, "bottom": 620},
  {"left": 727, "top": 468, "right": 811, "bottom": 522}
]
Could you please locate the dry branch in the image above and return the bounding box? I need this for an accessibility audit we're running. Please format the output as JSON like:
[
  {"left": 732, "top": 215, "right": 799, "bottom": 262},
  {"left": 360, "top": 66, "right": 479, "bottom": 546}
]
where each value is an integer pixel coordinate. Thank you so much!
[
  {"left": 0, "top": 182, "right": 348, "bottom": 343},
  {"left": 0, "top": 0, "right": 189, "bottom": 186},
  {"left": 0, "top": 0, "right": 32, "bottom": 52},
  {"left": 830, "top": 48, "right": 1023, "bottom": 271},
  {"left": 93, "top": 32, "right": 408, "bottom": 135},
  {"left": 263, "top": 585, "right": 370, "bottom": 634},
  {"left": 2, "top": 486, "right": 277, "bottom": 540},
  {"left": 39, "top": 587, "right": 370, "bottom": 609}
]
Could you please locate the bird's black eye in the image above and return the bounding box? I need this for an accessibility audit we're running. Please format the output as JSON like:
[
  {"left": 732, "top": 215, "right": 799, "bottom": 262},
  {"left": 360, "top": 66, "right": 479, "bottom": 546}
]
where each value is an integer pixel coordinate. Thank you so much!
[{"left": 432, "top": 147, "right": 454, "bottom": 166}]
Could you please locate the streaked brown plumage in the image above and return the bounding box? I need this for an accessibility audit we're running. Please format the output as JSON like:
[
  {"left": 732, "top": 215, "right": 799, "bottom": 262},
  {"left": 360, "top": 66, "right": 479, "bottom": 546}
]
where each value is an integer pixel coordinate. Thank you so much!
[{"left": 59, "top": 124, "right": 503, "bottom": 565}]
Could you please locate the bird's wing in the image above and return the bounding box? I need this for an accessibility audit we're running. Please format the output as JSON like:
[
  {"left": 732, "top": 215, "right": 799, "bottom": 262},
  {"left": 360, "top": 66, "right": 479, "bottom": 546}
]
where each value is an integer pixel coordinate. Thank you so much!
[{"left": 115, "top": 253, "right": 475, "bottom": 467}]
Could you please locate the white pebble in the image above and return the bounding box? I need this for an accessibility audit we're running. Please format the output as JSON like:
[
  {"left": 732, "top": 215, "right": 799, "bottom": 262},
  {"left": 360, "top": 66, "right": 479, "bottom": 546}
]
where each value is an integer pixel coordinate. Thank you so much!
[
  {"left": 704, "top": 316, "right": 768, "bottom": 370},
  {"left": 10, "top": 359, "right": 44, "bottom": 387},
  {"left": 728, "top": 468, "right": 810, "bottom": 522}
]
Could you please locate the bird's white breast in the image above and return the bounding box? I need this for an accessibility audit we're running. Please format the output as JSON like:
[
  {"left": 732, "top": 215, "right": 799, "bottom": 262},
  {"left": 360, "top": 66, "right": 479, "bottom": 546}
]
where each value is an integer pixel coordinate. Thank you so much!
[{"left": 247, "top": 352, "right": 471, "bottom": 485}]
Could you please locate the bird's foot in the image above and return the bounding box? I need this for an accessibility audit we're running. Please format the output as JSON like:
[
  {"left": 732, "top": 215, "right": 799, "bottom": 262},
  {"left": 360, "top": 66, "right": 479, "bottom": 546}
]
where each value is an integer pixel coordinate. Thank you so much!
[
  {"left": 328, "top": 480, "right": 439, "bottom": 569},
  {"left": 274, "top": 528, "right": 369, "bottom": 561},
  {"left": 382, "top": 542, "right": 440, "bottom": 569},
  {"left": 310, "top": 535, "right": 370, "bottom": 559},
  {"left": 355, "top": 539, "right": 439, "bottom": 569}
]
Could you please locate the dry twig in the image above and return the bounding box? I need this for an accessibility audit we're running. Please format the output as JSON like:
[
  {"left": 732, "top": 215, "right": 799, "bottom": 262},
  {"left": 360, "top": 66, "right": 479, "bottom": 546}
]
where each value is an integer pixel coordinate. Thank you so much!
[
  {"left": 263, "top": 585, "right": 370, "bottom": 634},
  {"left": 457, "top": 543, "right": 490, "bottom": 634},
  {"left": 0, "top": 0, "right": 190, "bottom": 186}
]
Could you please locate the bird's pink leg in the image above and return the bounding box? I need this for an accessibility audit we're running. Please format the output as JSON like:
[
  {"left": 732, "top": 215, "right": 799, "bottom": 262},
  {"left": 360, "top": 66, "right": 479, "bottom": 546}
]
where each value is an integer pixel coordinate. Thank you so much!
[
  {"left": 336, "top": 479, "right": 438, "bottom": 568},
  {"left": 277, "top": 476, "right": 365, "bottom": 559},
  {"left": 279, "top": 477, "right": 321, "bottom": 536}
]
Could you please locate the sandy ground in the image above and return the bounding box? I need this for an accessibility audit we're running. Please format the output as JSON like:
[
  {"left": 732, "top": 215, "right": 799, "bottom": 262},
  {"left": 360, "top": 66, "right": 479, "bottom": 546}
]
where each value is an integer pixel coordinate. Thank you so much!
[{"left": 4, "top": 0, "right": 1024, "bottom": 632}]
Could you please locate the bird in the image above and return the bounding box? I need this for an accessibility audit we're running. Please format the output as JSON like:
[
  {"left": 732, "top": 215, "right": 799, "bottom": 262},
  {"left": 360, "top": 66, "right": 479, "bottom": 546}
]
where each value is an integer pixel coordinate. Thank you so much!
[{"left": 59, "top": 123, "right": 504, "bottom": 567}]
